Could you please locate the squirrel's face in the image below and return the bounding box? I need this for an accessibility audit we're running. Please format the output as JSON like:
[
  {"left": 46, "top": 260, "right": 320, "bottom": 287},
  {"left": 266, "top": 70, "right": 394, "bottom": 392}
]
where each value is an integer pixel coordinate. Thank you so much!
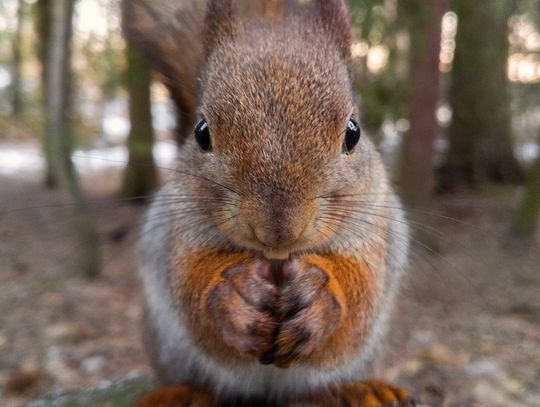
[{"left": 187, "top": 26, "right": 364, "bottom": 258}]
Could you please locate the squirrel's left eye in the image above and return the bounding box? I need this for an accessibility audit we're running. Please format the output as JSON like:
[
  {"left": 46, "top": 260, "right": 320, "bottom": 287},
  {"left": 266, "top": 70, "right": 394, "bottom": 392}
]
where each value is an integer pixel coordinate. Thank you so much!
[
  {"left": 194, "top": 118, "right": 212, "bottom": 152},
  {"left": 343, "top": 118, "right": 361, "bottom": 154}
]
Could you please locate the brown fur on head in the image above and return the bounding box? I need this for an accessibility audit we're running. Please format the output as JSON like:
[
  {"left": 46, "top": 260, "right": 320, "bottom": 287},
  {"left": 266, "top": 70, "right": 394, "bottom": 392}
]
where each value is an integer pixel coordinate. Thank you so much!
[
  {"left": 204, "top": 0, "right": 352, "bottom": 61},
  {"left": 184, "top": 0, "right": 363, "bottom": 258}
]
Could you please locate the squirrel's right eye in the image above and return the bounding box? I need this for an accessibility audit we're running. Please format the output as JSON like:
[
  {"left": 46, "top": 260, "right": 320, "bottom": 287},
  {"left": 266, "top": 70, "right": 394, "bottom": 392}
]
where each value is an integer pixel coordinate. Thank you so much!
[
  {"left": 343, "top": 118, "right": 361, "bottom": 154},
  {"left": 195, "top": 118, "right": 212, "bottom": 152}
]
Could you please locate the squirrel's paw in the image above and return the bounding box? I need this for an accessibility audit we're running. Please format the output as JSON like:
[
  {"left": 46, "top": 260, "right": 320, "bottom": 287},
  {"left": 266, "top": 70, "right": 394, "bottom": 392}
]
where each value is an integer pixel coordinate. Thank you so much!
[
  {"left": 137, "top": 384, "right": 216, "bottom": 407},
  {"left": 337, "top": 381, "right": 415, "bottom": 407},
  {"left": 207, "top": 256, "right": 279, "bottom": 358},
  {"left": 263, "top": 257, "right": 342, "bottom": 367},
  {"left": 297, "top": 380, "right": 415, "bottom": 407}
]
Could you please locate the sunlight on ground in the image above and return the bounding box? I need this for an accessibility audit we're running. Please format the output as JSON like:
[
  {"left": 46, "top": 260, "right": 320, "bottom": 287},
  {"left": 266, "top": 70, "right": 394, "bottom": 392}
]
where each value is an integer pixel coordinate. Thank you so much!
[{"left": 0, "top": 141, "right": 177, "bottom": 176}]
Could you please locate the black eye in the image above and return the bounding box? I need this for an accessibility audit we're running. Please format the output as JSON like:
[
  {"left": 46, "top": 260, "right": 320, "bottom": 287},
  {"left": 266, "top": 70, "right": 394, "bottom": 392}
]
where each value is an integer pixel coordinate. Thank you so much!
[
  {"left": 195, "top": 118, "right": 212, "bottom": 152},
  {"left": 343, "top": 118, "right": 361, "bottom": 154}
]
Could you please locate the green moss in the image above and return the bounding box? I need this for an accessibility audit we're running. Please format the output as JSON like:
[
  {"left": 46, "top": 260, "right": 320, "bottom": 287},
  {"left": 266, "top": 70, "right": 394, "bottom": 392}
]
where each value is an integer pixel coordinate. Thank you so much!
[{"left": 23, "top": 374, "right": 154, "bottom": 407}]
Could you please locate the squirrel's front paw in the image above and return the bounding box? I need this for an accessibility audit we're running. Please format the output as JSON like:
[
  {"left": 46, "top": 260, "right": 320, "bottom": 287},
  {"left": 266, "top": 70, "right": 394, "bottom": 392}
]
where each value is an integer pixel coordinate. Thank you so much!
[
  {"left": 336, "top": 381, "right": 415, "bottom": 407},
  {"left": 262, "top": 257, "right": 343, "bottom": 367},
  {"left": 137, "top": 384, "right": 216, "bottom": 407},
  {"left": 206, "top": 256, "right": 279, "bottom": 358},
  {"left": 296, "top": 381, "right": 415, "bottom": 407}
]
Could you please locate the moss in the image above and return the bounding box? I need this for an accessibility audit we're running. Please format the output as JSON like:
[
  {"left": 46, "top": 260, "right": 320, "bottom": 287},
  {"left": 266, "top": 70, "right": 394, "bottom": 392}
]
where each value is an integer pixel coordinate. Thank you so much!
[{"left": 23, "top": 374, "right": 154, "bottom": 407}]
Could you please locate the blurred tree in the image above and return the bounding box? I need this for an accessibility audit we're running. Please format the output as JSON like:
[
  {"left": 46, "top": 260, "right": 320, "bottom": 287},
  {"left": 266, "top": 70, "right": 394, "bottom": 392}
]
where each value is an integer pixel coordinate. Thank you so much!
[
  {"left": 35, "top": 0, "right": 51, "bottom": 87},
  {"left": 399, "top": 0, "right": 448, "bottom": 210},
  {"left": 441, "top": 0, "right": 523, "bottom": 190},
  {"left": 11, "top": 0, "right": 25, "bottom": 117},
  {"left": 45, "top": 0, "right": 101, "bottom": 278},
  {"left": 34, "top": 0, "right": 58, "bottom": 186},
  {"left": 512, "top": 137, "right": 540, "bottom": 238},
  {"left": 121, "top": 42, "right": 158, "bottom": 198}
]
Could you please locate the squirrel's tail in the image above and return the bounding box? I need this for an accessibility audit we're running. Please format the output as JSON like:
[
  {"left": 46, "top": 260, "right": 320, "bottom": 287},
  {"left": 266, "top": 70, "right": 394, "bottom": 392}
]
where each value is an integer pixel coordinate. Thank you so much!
[{"left": 122, "top": 0, "right": 207, "bottom": 142}]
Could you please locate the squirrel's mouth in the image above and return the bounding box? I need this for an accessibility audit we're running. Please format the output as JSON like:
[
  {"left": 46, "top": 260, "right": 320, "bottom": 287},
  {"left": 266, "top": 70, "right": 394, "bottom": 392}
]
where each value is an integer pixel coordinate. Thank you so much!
[
  {"left": 247, "top": 219, "right": 314, "bottom": 259},
  {"left": 250, "top": 237, "right": 299, "bottom": 260},
  {"left": 252, "top": 229, "right": 323, "bottom": 260},
  {"left": 262, "top": 249, "right": 291, "bottom": 260}
]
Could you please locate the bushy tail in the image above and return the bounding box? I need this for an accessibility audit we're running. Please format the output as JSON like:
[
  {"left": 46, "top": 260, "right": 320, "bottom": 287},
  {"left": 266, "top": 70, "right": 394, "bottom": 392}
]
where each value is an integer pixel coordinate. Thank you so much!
[{"left": 122, "top": 0, "right": 207, "bottom": 141}]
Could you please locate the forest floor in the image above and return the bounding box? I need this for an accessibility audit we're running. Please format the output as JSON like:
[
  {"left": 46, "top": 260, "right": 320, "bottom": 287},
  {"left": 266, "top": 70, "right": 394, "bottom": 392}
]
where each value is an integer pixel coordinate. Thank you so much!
[{"left": 0, "top": 168, "right": 539, "bottom": 407}]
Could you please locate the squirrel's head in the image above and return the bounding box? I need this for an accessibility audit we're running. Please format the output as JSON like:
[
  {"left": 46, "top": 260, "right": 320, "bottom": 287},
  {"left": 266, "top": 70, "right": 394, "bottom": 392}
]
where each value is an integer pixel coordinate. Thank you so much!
[{"left": 184, "top": 0, "right": 374, "bottom": 259}]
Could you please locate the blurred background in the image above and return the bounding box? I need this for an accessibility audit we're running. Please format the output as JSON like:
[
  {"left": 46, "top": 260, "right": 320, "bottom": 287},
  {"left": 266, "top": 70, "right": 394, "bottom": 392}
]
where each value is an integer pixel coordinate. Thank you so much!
[{"left": 0, "top": 0, "right": 539, "bottom": 406}]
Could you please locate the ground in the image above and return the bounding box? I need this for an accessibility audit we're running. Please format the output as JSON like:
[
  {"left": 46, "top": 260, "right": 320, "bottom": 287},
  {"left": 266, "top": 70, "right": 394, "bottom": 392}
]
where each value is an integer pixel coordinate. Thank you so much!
[{"left": 0, "top": 170, "right": 538, "bottom": 407}]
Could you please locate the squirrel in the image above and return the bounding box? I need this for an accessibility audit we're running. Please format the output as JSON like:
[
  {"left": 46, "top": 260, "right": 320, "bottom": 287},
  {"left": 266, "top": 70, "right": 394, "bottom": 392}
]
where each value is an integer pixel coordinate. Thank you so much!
[{"left": 122, "top": 0, "right": 413, "bottom": 406}]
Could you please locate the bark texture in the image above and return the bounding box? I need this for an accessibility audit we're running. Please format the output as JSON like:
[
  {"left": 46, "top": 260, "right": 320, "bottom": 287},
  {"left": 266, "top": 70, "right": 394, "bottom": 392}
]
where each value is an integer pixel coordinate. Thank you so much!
[
  {"left": 121, "top": 42, "right": 158, "bottom": 198},
  {"left": 441, "top": 0, "right": 523, "bottom": 190},
  {"left": 400, "top": 0, "right": 448, "bottom": 209}
]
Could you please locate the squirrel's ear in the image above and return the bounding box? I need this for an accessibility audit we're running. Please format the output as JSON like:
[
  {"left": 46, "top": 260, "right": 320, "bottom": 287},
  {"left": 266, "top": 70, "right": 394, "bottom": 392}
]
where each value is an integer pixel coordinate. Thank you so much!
[
  {"left": 204, "top": 0, "right": 239, "bottom": 55},
  {"left": 313, "top": 0, "right": 352, "bottom": 61}
]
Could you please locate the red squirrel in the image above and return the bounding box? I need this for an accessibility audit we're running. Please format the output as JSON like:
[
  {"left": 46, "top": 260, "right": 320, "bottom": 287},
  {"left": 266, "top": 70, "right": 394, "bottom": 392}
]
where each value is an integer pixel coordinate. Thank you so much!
[{"left": 123, "top": 0, "right": 413, "bottom": 405}]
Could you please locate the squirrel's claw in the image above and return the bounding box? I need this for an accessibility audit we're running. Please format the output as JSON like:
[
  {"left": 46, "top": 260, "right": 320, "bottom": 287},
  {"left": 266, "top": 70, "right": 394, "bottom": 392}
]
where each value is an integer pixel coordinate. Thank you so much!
[{"left": 335, "top": 380, "right": 415, "bottom": 407}]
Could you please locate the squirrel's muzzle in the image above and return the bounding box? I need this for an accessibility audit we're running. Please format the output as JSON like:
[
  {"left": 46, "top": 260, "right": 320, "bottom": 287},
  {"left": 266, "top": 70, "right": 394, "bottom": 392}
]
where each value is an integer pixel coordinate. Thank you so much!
[{"left": 246, "top": 196, "right": 317, "bottom": 253}]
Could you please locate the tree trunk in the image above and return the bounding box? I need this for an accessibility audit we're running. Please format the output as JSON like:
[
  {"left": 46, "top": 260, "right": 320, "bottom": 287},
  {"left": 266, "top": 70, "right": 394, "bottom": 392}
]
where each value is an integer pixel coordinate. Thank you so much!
[
  {"left": 35, "top": 0, "right": 51, "bottom": 89},
  {"left": 35, "top": 0, "right": 58, "bottom": 187},
  {"left": 45, "top": 0, "right": 101, "bottom": 279},
  {"left": 400, "top": 0, "right": 448, "bottom": 210},
  {"left": 121, "top": 42, "right": 158, "bottom": 198},
  {"left": 512, "top": 138, "right": 540, "bottom": 238},
  {"left": 11, "top": 0, "right": 24, "bottom": 117},
  {"left": 397, "top": 0, "right": 449, "bottom": 248},
  {"left": 441, "top": 0, "right": 523, "bottom": 190}
]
